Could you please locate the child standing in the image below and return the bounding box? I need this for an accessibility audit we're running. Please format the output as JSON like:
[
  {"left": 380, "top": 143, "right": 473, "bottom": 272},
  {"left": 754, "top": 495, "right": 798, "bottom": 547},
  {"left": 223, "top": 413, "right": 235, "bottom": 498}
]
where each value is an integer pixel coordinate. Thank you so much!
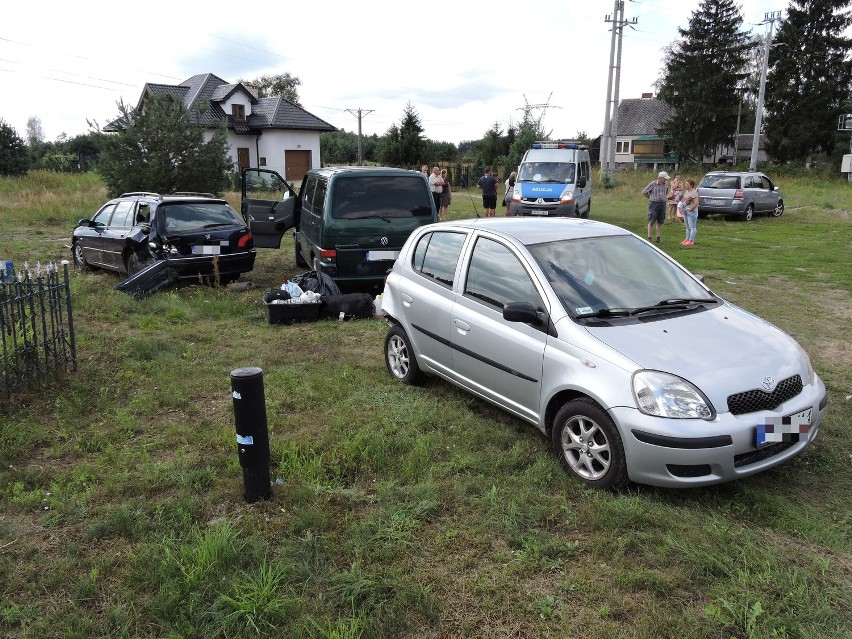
[{"left": 680, "top": 179, "right": 699, "bottom": 246}]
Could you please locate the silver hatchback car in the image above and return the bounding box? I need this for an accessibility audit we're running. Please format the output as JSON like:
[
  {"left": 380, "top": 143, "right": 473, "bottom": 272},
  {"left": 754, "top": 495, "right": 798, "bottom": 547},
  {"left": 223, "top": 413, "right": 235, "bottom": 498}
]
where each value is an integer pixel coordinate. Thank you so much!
[
  {"left": 697, "top": 171, "right": 784, "bottom": 221},
  {"left": 381, "top": 218, "right": 826, "bottom": 489}
]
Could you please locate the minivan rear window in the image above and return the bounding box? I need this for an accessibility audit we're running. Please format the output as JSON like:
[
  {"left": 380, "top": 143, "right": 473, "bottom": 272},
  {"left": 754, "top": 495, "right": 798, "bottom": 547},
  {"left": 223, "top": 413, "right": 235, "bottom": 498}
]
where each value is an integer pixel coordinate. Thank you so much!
[
  {"left": 331, "top": 176, "right": 433, "bottom": 219},
  {"left": 700, "top": 175, "right": 741, "bottom": 189}
]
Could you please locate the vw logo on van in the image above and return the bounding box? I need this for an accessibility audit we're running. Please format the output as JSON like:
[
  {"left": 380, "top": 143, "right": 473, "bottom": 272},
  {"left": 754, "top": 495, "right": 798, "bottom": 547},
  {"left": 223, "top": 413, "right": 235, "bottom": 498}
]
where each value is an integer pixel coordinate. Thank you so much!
[{"left": 380, "top": 237, "right": 389, "bottom": 246}]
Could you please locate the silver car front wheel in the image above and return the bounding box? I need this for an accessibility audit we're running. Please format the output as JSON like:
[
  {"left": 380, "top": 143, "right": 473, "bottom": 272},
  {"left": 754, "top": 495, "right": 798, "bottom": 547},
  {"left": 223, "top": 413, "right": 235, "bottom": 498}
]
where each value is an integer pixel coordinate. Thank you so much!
[{"left": 552, "top": 399, "right": 627, "bottom": 489}]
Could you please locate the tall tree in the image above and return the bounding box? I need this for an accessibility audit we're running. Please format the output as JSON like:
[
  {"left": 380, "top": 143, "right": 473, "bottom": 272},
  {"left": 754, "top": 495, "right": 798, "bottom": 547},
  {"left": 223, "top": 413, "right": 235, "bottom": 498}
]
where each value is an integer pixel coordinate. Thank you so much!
[
  {"left": 239, "top": 73, "right": 302, "bottom": 106},
  {"left": 26, "top": 116, "right": 45, "bottom": 145},
  {"left": 764, "top": 0, "right": 852, "bottom": 162},
  {"left": 656, "top": 0, "right": 752, "bottom": 162},
  {"left": 0, "top": 119, "right": 29, "bottom": 176},
  {"left": 98, "top": 94, "right": 231, "bottom": 197},
  {"left": 377, "top": 123, "right": 403, "bottom": 166},
  {"left": 398, "top": 102, "right": 427, "bottom": 167}
]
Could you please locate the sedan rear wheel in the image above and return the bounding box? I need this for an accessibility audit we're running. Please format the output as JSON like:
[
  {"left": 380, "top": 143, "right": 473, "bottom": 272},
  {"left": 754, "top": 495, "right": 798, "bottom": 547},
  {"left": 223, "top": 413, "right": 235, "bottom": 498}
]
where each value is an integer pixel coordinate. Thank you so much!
[
  {"left": 384, "top": 324, "right": 423, "bottom": 386},
  {"left": 124, "top": 250, "right": 148, "bottom": 276},
  {"left": 552, "top": 399, "right": 627, "bottom": 489},
  {"left": 772, "top": 199, "right": 784, "bottom": 217}
]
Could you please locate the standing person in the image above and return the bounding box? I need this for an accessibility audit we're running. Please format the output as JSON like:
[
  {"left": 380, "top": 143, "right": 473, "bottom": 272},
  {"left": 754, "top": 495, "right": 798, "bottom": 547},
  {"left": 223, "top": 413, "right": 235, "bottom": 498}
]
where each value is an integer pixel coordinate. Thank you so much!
[
  {"left": 477, "top": 166, "right": 498, "bottom": 217},
  {"left": 429, "top": 166, "right": 444, "bottom": 215},
  {"left": 439, "top": 168, "right": 452, "bottom": 221},
  {"left": 680, "top": 179, "right": 699, "bottom": 246},
  {"left": 504, "top": 170, "right": 517, "bottom": 215},
  {"left": 642, "top": 171, "right": 670, "bottom": 243},
  {"left": 421, "top": 164, "right": 429, "bottom": 176},
  {"left": 667, "top": 173, "right": 683, "bottom": 220}
]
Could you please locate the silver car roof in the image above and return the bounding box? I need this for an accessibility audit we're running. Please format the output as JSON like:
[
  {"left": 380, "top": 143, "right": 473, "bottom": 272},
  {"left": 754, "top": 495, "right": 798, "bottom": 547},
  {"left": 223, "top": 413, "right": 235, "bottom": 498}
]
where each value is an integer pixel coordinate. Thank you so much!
[{"left": 430, "top": 217, "right": 631, "bottom": 245}]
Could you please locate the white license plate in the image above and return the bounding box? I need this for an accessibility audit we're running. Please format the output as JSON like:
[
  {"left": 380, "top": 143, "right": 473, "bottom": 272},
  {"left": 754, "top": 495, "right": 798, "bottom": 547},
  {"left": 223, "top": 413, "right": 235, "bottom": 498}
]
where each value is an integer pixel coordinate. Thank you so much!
[
  {"left": 706, "top": 198, "right": 724, "bottom": 205},
  {"left": 192, "top": 245, "right": 222, "bottom": 255},
  {"left": 366, "top": 250, "right": 398, "bottom": 261},
  {"left": 530, "top": 210, "right": 549, "bottom": 216},
  {"left": 755, "top": 408, "right": 812, "bottom": 446}
]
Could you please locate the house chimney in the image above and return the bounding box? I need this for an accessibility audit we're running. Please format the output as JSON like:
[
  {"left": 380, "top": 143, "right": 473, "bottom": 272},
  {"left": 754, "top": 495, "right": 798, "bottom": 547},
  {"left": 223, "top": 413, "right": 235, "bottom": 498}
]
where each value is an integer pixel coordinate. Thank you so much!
[{"left": 641, "top": 92, "right": 653, "bottom": 99}]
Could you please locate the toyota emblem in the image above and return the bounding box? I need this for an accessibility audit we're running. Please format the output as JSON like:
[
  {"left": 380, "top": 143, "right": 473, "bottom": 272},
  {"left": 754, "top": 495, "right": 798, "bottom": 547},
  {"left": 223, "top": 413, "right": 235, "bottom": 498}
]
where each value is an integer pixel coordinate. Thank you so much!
[
  {"left": 761, "top": 376, "right": 776, "bottom": 391},
  {"left": 380, "top": 237, "right": 389, "bottom": 246}
]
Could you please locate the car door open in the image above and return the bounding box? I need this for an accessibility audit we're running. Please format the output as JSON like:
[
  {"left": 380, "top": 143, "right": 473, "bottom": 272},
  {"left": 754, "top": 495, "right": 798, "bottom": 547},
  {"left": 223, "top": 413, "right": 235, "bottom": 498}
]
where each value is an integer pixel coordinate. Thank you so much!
[{"left": 241, "top": 168, "right": 298, "bottom": 248}]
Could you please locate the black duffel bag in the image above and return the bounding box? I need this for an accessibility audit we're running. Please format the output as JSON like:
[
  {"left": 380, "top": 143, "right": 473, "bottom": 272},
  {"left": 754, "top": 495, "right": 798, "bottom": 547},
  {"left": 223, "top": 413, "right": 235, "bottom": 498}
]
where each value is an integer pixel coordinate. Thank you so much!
[
  {"left": 320, "top": 293, "right": 375, "bottom": 320},
  {"left": 291, "top": 270, "right": 341, "bottom": 297}
]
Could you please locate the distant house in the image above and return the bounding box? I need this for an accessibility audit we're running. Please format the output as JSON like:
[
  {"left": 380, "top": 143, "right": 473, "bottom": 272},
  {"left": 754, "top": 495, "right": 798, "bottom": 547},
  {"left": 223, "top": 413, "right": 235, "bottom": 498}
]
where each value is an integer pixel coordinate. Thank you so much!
[
  {"left": 105, "top": 73, "right": 335, "bottom": 182},
  {"left": 705, "top": 134, "right": 768, "bottom": 166},
  {"left": 610, "top": 94, "right": 679, "bottom": 170}
]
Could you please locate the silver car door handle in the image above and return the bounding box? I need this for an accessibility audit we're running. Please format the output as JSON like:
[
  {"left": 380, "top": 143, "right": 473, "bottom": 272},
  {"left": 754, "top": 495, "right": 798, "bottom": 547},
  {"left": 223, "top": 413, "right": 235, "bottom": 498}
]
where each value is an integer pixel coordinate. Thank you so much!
[{"left": 453, "top": 319, "right": 471, "bottom": 334}]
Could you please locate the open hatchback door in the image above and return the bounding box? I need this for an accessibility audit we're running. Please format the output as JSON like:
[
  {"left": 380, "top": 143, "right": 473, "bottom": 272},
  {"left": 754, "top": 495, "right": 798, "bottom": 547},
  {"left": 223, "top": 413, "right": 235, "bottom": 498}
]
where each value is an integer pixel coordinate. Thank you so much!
[{"left": 241, "top": 168, "right": 299, "bottom": 248}]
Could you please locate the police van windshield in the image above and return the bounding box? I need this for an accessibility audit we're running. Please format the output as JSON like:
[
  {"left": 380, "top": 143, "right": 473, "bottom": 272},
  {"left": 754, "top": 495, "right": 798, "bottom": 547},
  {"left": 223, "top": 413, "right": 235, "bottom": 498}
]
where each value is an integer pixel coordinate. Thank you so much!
[{"left": 518, "top": 162, "right": 576, "bottom": 183}]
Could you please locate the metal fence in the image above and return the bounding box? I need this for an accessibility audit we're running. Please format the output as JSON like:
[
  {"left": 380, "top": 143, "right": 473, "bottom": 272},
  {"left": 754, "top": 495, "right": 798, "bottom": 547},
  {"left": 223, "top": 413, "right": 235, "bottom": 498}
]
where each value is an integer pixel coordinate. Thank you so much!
[{"left": 1, "top": 261, "right": 77, "bottom": 401}]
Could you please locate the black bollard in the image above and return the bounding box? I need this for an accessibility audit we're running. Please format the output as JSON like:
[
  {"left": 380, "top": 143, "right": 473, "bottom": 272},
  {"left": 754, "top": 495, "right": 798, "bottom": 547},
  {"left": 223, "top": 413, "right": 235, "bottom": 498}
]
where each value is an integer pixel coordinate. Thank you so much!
[{"left": 230, "top": 367, "right": 272, "bottom": 503}]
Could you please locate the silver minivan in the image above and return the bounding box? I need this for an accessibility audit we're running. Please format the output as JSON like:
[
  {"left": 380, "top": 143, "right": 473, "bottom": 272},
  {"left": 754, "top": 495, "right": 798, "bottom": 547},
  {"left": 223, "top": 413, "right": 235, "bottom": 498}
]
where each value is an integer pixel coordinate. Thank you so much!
[
  {"left": 698, "top": 171, "right": 784, "bottom": 221},
  {"left": 381, "top": 218, "right": 826, "bottom": 489}
]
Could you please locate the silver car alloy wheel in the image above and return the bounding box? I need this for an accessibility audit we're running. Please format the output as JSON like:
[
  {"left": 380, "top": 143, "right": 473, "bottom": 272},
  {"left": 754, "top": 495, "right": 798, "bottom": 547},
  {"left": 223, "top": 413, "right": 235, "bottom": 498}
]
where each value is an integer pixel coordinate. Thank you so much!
[
  {"left": 559, "top": 414, "right": 612, "bottom": 481},
  {"left": 386, "top": 334, "right": 410, "bottom": 380}
]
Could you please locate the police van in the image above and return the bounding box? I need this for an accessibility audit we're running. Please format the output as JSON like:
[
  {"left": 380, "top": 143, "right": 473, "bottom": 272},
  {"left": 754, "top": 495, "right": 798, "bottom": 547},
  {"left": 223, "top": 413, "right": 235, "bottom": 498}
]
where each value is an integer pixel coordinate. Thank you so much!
[{"left": 509, "top": 141, "right": 592, "bottom": 218}]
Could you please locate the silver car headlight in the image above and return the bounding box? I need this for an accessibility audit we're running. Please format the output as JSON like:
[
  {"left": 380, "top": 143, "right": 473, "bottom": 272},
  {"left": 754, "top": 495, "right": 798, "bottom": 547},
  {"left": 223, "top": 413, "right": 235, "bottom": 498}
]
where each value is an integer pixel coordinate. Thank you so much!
[
  {"left": 632, "top": 370, "right": 715, "bottom": 420},
  {"left": 794, "top": 342, "right": 816, "bottom": 385}
]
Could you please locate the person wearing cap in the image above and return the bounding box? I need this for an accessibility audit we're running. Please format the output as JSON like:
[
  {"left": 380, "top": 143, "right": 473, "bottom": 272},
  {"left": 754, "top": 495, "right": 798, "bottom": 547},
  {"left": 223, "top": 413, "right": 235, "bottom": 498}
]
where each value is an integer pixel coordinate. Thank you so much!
[{"left": 642, "top": 171, "right": 670, "bottom": 243}]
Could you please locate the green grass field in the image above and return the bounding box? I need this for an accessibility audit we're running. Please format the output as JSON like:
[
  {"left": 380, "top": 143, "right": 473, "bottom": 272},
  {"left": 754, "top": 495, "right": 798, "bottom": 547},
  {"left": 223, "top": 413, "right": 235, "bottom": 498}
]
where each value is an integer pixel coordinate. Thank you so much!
[{"left": 0, "top": 170, "right": 850, "bottom": 638}]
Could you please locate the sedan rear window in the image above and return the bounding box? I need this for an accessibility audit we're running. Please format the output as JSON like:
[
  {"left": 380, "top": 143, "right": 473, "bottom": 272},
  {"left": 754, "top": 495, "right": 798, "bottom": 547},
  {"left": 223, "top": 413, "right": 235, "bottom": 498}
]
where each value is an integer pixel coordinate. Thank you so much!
[{"left": 160, "top": 202, "right": 244, "bottom": 232}]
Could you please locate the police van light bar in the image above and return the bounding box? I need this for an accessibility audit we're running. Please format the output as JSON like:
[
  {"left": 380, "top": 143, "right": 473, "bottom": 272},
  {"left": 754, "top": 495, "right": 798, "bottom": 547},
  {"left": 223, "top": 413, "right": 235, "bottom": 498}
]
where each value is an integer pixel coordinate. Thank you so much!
[{"left": 531, "top": 141, "right": 587, "bottom": 150}]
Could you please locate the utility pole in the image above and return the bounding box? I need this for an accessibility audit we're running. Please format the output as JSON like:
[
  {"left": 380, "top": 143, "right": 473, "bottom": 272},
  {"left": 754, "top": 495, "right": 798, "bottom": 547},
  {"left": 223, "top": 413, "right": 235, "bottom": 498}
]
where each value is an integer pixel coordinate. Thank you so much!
[
  {"left": 346, "top": 108, "right": 374, "bottom": 165},
  {"left": 601, "top": 2, "right": 637, "bottom": 182},
  {"left": 750, "top": 11, "right": 783, "bottom": 172}
]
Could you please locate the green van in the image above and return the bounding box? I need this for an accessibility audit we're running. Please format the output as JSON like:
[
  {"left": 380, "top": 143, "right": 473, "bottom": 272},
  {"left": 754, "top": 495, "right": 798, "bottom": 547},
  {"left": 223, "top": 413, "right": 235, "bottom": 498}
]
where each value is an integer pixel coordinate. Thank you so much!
[{"left": 241, "top": 167, "right": 437, "bottom": 286}]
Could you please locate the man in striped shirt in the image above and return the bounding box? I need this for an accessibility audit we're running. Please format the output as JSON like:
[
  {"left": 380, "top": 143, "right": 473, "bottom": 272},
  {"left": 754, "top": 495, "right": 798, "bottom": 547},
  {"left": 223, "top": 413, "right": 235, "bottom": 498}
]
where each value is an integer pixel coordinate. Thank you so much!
[{"left": 642, "top": 171, "right": 670, "bottom": 243}]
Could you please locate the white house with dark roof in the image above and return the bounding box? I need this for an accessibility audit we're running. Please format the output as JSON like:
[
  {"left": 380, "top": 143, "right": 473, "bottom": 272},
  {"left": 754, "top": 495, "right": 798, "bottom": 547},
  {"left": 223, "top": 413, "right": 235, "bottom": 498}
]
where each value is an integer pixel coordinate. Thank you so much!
[{"left": 105, "top": 73, "right": 335, "bottom": 182}]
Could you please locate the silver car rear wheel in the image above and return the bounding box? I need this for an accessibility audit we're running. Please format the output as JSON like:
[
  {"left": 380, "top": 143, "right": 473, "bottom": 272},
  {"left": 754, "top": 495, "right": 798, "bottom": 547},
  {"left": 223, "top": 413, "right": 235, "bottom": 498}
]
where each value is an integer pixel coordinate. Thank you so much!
[
  {"left": 772, "top": 200, "right": 784, "bottom": 217},
  {"left": 384, "top": 324, "right": 423, "bottom": 385},
  {"left": 552, "top": 399, "right": 627, "bottom": 489},
  {"left": 741, "top": 204, "right": 754, "bottom": 222}
]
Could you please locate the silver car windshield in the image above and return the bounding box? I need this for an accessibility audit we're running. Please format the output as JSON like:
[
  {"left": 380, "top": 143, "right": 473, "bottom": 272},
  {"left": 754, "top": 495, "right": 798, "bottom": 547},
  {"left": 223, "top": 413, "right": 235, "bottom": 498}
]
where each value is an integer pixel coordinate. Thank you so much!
[{"left": 528, "top": 235, "right": 714, "bottom": 319}]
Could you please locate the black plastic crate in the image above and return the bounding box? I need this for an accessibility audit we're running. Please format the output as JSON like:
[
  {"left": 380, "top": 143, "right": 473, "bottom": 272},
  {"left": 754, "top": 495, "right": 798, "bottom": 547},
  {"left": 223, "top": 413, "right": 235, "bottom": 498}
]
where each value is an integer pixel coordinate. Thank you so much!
[{"left": 262, "top": 291, "right": 321, "bottom": 324}]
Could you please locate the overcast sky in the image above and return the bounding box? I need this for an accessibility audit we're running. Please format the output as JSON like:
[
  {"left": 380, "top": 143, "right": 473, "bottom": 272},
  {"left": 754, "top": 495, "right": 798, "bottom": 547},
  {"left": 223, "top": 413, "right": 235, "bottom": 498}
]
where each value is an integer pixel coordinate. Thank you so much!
[{"left": 2, "top": 0, "right": 802, "bottom": 145}]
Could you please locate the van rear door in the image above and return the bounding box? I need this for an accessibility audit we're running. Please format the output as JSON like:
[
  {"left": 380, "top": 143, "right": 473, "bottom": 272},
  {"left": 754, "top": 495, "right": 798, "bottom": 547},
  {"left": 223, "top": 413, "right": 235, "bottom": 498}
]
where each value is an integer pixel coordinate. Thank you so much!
[{"left": 241, "top": 168, "right": 298, "bottom": 248}]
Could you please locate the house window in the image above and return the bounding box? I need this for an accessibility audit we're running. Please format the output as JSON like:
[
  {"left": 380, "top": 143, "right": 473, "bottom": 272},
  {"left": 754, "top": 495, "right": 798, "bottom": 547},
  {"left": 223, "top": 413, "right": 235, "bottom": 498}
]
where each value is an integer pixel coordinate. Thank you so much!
[
  {"left": 259, "top": 157, "right": 267, "bottom": 166},
  {"left": 232, "top": 104, "right": 246, "bottom": 122},
  {"left": 616, "top": 140, "right": 631, "bottom": 154}
]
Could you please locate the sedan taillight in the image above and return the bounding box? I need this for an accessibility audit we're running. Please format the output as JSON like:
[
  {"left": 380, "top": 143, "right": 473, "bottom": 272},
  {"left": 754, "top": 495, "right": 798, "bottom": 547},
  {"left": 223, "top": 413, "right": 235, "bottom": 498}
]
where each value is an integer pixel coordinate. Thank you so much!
[{"left": 237, "top": 232, "right": 253, "bottom": 248}]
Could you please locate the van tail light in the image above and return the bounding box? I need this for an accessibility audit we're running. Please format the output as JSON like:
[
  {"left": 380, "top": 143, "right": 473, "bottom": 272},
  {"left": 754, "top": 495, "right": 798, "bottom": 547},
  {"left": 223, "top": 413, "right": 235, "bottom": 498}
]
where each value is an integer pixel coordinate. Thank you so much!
[
  {"left": 237, "top": 232, "right": 253, "bottom": 248},
  {"left": 733, "top": 189, "right": 744, "bottom": 200},
  {"left": 320, "top": 249, "right": 337, "bottom": 261}
]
